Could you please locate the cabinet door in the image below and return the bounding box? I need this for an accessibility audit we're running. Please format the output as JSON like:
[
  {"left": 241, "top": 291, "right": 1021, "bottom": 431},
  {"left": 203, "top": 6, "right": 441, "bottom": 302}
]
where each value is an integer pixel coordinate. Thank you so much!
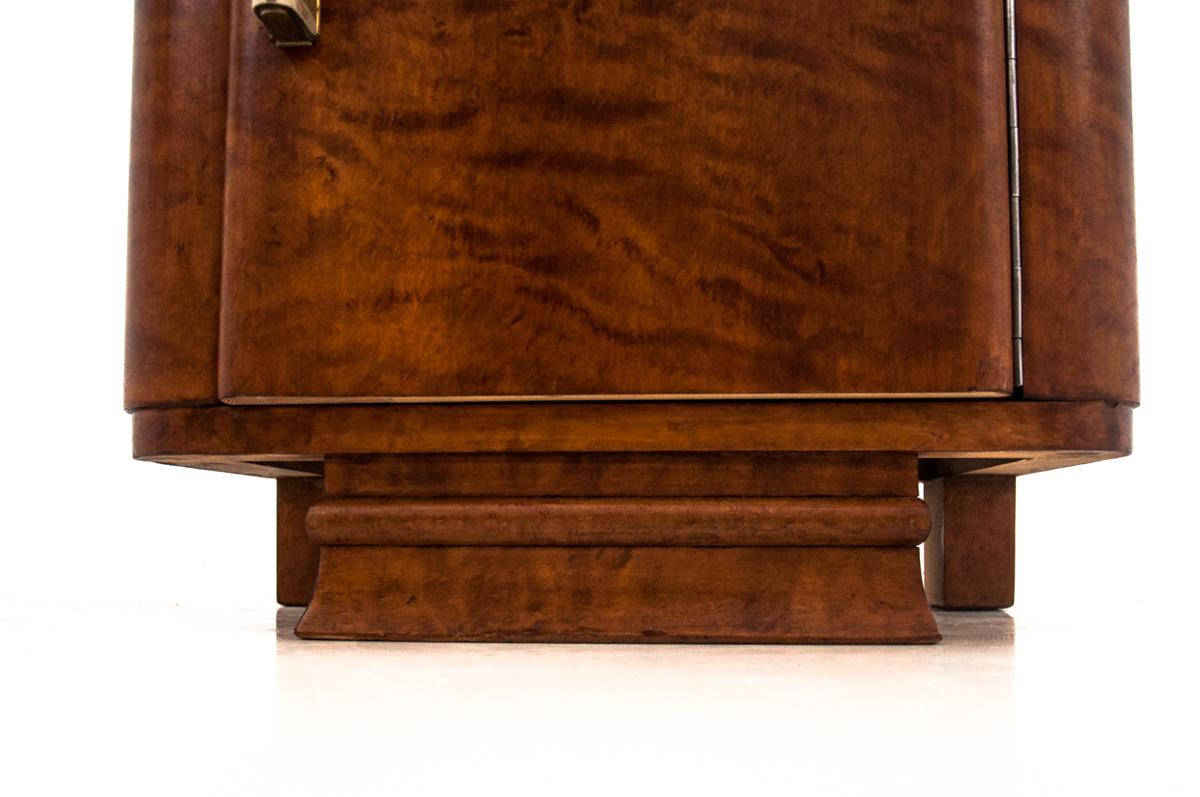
[{"left": 220, "top": 0, "right": 1012, "bottom": 402}]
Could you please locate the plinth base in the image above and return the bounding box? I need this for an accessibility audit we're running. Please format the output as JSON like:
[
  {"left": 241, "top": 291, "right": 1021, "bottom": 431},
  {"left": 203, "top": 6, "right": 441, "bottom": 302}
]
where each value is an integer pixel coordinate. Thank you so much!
[
  {"left": 296, "top": 543, "right": 938, "bottom": 643},
  {"left": 134, "top": 400, "right": 1132, "bottom": 642},
  {"left": 290, "top": 453, "right": 939, "bottom": 643}
]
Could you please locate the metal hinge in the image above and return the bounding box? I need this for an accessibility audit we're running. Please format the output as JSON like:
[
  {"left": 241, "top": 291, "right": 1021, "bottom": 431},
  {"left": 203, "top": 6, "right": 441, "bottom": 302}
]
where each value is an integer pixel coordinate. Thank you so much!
[
  {"left": 253, "top": 0, "right": 320, "bottom": 47},
  {"left": 1006, "top": 0, "right": 1024, "bottom": 389}
]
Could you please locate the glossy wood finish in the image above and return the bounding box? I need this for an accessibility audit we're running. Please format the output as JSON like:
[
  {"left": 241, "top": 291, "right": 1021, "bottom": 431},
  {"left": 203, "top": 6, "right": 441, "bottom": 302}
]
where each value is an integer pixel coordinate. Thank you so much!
[
  {"left": 1018, "top": 0, "right": 1139, "bottom": 403},
  {"left": 146, "top": 400, "right": 1128, "bottom": 634},
  {"left": 125, "top": 0, "right": 229, "bottom": 409},
  {"left": 123, "top": 1, "right": 1140, "bottom": 644},
  {"left": 124, "top": 0, "right": 1143, "bottom": 407},
  {"left": 307, "top": 497, "right": 931, "bottom": 548},
  {"left": 219, "top": 0, "right": 1011, "bottom": 401},
  {"left": 923, "top": 476, "right": 1015, "bottom": 610},
  {"left": 297, "top": 452, "right": 936, "bottom": 642},
  {"left": 277, "top": 478, "right": 322, "bottom": 606},
  {"left": 295, "top": 451, "right": 931, "bottom": 643},
  {"left": 132, "top": 400, "right": 1131, "bottom": 477},
  {"left": 325, "top": 453, "right": 916, "bottom": 498},
  {"left": 297, "top": 546, "right": 939, "bottom": 643}
]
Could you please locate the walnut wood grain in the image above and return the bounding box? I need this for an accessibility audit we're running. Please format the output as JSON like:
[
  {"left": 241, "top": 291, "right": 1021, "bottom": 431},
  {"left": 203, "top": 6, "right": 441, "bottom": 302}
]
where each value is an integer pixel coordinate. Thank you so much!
[
  {"left": 325, "top": 453, "right": 916, "bottom": 498},
  {"left": 1017, "top": 0, "right": 1139, "bottom": 403},
  {"left": 296, "top": 545, "right": 939, "bottom": 643},
  {"left": 923, "top": 476, "right": 1015, "bottom": 609},
  {"left": 219, "top": 0, "right": 1012, "bottom": 401},
  {"left": 306, "top": 497, "right": 930, "bottom": 547},
  {"left": 125, "top": 0, "right": 229, "bottom": 409}
]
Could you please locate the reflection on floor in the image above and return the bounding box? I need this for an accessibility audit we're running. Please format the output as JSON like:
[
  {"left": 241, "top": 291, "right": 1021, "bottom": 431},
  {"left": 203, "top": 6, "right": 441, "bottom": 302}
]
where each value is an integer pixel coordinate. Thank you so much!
[
  {"left": 2, "top": 600, "right": 1192, "bottom": 795},
  {"left": 275, "top": 606, "right": 1018, "bottom": 647}
]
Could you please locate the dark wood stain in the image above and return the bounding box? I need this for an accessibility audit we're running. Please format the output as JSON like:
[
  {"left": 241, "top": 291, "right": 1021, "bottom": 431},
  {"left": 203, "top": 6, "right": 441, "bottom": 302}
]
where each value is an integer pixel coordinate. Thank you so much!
[
  {"left": 323, "top": 453, "right": 918, "bottom": 498},
  {"left": 306, "top": 497, "right": 932, "bottom": 547},
  {"left": 923, "top": 476, "right": 1016, "bottom": 610},
  {"left": 1018, "top": 0, "right": 1139, "bottom": 404},
  {"left": 218, "top": 0, "right": 1012, "bottom": 400},
  {"left": 277, "top": 478, "right": 323, "bottom": 606},
  {"left": 294, "top": 451, "right": 937, "bottom": 642},
  {"left": 132, "top": 401, "right": 1132, "bottom": 461},
  {"left": 296, "top": 545, "right": 940, "bottom": 643},
  {"left": 124, "top": 0, "right": 230, "bottom": 409},
  {"left": 124, "top": 2, "right": 1139, "bottom": 644}
]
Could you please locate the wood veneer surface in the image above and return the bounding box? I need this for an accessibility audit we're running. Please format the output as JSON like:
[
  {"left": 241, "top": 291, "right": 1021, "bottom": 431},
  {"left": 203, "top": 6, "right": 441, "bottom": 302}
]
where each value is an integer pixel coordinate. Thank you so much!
[
  {"left": 133, "top": 401, "right": 1131, "bottom": 460},
  {"left": 1018, "top": 0, "right": 1139, "bottom": 403},
  {"left": 218, "top": 0, "right": 1012, "bottom": 401},
  {"left": 277, "top": 478, "right": 323, "bottom": 606},
  {"left": 297, "top": 545, "right": 940, "bottom": 643},
  {"left": 306, "top": 497, "right": 931, "bottom": 547},
  {"left": 924, "top": 476, "right": 1016, "bottom": 609},
  {"left": 125, "top": 0, "right": 230, "bottom": 409},
  {"left": 324, "top": 453, "right": 917, "bottom": 497}
]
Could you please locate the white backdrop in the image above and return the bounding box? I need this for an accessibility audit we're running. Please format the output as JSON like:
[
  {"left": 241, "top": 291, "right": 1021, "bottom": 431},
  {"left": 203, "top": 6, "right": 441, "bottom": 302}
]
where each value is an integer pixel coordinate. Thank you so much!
[{"left": 0, "top": 3, "right": 1196, "bottom": 795}]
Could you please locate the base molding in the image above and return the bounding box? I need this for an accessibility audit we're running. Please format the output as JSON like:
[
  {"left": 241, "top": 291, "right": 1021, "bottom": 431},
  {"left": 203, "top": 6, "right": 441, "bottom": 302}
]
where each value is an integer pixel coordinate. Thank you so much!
[
  {"left": 305, "top": 496, "right": 931, "bottom": 547},
  {"left": 287, "top": 453, "right": 939, "bottom": 643},
  {"left": 296, "top": 545, "right": 939, "bottom": 643}
]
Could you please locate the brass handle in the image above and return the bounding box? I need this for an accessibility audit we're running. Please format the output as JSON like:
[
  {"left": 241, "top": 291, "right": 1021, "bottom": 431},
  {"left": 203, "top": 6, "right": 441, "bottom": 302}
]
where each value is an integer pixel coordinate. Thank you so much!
[{"left": 253, "top": 0, "right": 320, "bottom": 47}]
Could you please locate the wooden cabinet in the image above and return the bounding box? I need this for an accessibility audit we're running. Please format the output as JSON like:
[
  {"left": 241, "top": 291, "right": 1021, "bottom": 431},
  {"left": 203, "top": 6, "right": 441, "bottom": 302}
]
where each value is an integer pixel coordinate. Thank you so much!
[
  {"left": 219, "top": 0, "right": 1012, "bottom": 401},
  {"left": 126, "top": 0, "right": 1137, "bottom": 642}
]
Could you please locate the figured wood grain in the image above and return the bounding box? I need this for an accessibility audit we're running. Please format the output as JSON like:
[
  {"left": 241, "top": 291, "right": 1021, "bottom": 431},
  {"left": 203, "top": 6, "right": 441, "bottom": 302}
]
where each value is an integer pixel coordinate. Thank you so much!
[
  {"left": 1017, "top": 0, "right": 1139, "bottom": 403},
  {"left": 306, "top": 497, "right": 930, "bottom": 547},
  {"left": 219, "top": 0, "right": 1012, "bottom": 401},
  {"left": 296, "top": 545, "right": 940, "bottom": 643},
  {"left": 324, "top": 453, "right": 916, "bottom": 498},
  {"left": 121, "top": 1, "right": 1140, "bottom": 645},
  {"left": 125, "top": 0, "right": 229, "bottom": 409},
  {"left": 923, "top": 476, "right": 1015, "bottom": 609}
]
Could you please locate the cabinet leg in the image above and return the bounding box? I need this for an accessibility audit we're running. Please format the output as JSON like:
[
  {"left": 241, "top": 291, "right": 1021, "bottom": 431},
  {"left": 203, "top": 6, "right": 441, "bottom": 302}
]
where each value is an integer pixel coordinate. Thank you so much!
[
  {"left": 277, "top": 478, "right": 323, "bottom": 606},
  {"left": 923, "top": 476, "right": 1015, "bottom": 609}
]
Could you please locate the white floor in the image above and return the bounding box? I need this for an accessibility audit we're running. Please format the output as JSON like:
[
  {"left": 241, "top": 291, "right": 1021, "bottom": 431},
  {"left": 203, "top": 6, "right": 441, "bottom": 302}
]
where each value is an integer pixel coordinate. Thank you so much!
[{"left": 2, "top": 536, "right": 1196, "bottom": 797}]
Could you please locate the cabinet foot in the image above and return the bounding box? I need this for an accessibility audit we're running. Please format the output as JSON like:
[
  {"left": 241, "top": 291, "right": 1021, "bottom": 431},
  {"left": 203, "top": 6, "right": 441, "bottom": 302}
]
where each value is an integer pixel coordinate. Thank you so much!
[
  {"left": 922, "top": 476, "right": 1016, "bottom": 610},
  {"left": 276, "top": 478, "right": 322, "bottom": 606}
]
